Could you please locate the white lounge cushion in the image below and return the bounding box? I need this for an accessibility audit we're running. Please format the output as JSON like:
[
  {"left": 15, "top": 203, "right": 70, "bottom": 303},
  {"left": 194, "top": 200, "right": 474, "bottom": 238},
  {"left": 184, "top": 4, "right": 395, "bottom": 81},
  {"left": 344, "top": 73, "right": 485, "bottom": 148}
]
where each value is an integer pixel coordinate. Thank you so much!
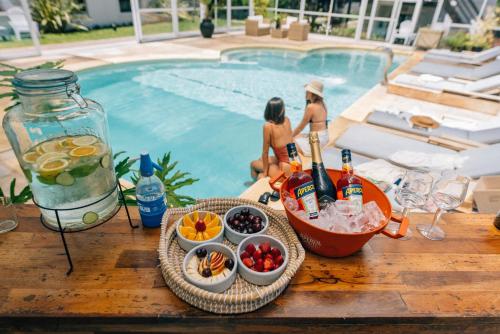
[
  {"left": 247, "top": 15, "right": 263, "bottom": 22},
  {"left": 258, "top": 23, "right": 270, "bottom": 29}
]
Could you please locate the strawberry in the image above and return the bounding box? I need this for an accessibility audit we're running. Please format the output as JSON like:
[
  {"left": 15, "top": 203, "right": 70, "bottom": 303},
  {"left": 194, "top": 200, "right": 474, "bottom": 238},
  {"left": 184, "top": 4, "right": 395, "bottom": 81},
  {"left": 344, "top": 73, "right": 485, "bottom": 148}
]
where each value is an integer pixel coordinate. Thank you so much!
[
  {"left": 275, "top": 255, "right": 284, "bottom": 266},
  {"left": 240, "top": 251, "right": 250, "bottom": 260},
  {"left": 245, "top": 243, "right": 256, "bottom": 255},
  {"left": 252, "top": 249, "right": 263, "bottom": 261},
  {"left": 270, "top": 247, "right": 281, "bottom": 258},
  {"left": 242, "top": 258, "right": 254, "bottom": 268},
  {"left": 253, "top": 261, "right": 264, "bottom": 272},
  {"left": 264, "top": 253, "right": 274, "bottom": 261},
  {"left": 263, "top": 258, "right": 274, "bottom": 271},
  {"left": 259, "top": 241, "right": 271, "bottom": 254}
]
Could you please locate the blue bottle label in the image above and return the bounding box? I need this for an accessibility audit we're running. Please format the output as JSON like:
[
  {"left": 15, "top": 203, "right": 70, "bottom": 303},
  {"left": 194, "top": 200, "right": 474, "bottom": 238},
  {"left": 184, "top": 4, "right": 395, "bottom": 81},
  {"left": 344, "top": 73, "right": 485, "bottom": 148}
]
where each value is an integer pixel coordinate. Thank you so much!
[{"left": 137, "top": 194, "right": 167, "bottom": 227}]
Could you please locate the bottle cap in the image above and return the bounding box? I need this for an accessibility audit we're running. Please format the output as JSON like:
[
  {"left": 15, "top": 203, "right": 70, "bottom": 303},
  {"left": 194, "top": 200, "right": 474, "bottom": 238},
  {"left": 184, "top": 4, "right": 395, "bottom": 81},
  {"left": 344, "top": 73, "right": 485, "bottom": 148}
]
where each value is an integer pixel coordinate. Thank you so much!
[
  {"left": 139, "top": 152, "right": 163, "bottom": 177},
  {"left": 286, "top": 143, "right": 298, "bottom": 157},
  {"left": 341, "top": 149, "right": 352, "bottom": 162}
]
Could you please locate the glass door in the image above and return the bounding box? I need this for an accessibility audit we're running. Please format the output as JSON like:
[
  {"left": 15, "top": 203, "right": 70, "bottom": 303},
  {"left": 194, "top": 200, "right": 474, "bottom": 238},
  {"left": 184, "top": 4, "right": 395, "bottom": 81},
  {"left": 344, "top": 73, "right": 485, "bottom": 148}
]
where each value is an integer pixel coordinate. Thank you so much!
[
  {"left": 388, "top": 0, "right": 422, "bottom": 44},
  {"left": 131, "top": 0, "right": 176, "bottom": 42}
]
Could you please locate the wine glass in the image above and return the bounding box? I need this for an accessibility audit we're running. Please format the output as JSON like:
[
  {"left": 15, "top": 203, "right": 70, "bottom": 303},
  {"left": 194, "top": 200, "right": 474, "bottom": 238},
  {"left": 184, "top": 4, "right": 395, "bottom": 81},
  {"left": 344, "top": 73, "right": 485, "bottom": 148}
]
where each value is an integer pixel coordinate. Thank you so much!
[
  {"left": 417, "top": 172, "right": 470, "bottom": 241},
  {"left": 387, "top": 170, "right": 433, "bottom": 240},
  {"left": 0, "top": 197, "right": 18, "bottom": 234}
]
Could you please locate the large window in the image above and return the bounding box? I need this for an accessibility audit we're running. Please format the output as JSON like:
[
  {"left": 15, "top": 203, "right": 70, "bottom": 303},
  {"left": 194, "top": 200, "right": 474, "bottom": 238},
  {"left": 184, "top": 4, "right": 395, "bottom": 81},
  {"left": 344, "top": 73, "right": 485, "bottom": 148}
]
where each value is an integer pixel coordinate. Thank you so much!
[{"left": 119, "top": 0, "right": 132, "bottom": 12}]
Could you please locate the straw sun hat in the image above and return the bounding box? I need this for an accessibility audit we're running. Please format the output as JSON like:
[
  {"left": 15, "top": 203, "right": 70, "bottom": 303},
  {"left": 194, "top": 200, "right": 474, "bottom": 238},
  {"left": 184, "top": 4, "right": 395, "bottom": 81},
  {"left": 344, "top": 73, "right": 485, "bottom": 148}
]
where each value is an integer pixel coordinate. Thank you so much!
[{"left": 304, "top": 79, "right": 324, "bottom": 98}]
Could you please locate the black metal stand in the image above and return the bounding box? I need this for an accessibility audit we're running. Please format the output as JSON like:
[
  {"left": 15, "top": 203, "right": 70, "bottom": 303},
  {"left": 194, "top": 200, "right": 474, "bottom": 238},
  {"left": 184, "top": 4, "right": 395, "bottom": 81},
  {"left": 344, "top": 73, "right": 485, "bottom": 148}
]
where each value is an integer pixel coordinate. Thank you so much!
[{"left": 33, "top": 179, "right": 138, "bottom": 275}]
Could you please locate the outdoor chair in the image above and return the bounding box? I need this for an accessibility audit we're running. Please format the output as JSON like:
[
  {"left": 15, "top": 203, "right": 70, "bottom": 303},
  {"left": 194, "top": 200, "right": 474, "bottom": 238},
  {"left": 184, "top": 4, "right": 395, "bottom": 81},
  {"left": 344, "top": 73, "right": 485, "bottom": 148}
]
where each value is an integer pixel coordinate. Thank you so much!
[
  {"left": 391, "top": 73, "right": 500, "bottom": 101},
  {"left": 425, "top": 46, "right": 500, "bottom": 65},
  {"left": 288, "top": 20, "right": 309, "bottom": 41},
  {"left": 281, "top": 16, "right": 298, "bottom": 31},
  {"left": 334, "top": 124, "right": 500, "bottom": 179},
  {"left": 366, "top": 110, "right": 500, "bottom": 145},
  {"left": 245, "top": 15, "right": 270, "bottom": 36},
  {"left": 7, "top": 6, "right": 31, "bottom": 40},
  {"left": 411, "top": 58, "right": 500, "bottom": 81},
  {"left": 390, "top": 20, "right": 416, "bottom": 46}
]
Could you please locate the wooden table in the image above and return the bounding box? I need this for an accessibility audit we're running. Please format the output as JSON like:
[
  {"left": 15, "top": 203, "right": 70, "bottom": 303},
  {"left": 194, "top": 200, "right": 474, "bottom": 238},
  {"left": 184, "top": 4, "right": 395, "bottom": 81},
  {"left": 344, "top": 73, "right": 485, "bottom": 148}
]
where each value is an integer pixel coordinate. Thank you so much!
[{"left": 0, "top": 205, "right": 499, "bottom": 333}]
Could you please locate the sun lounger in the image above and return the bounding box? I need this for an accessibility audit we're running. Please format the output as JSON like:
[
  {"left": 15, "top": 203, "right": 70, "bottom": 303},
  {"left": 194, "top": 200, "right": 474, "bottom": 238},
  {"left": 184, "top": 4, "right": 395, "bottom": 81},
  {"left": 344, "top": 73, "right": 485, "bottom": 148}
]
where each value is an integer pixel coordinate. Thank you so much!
[
  {"left": 392, "top": 74, "right": 500, "bottom": 95},
  {"left": 321, "top": 146, "right": 371, "bottom": 169},
  {"left": 335, "top": 124, "right": 500, "bottom": 178},
  {"left": 411, "top": 59, "right": 500, "bottom": 81},
  {"left": 366, "top": 110, "right": 500, "bottom": 145},
  {"left": 425, "top": 47, "right": 500, "bottom": 65}
]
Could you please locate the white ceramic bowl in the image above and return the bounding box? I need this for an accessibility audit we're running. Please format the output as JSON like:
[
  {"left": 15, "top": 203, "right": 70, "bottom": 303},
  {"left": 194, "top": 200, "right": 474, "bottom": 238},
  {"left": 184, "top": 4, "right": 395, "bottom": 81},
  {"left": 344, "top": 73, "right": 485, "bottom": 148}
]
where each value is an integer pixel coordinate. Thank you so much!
[
  {"left": 236, "top": 235, "right": 289, "bottom": 286},
  {"left": 176, "top": 211, "right": 224, "bottom": 252},
  {"left": 182, "top": 242, "right": 237, "bottom": 293},
  {"left": 223, "top": 205, "right": 269, "bottom": 245}
]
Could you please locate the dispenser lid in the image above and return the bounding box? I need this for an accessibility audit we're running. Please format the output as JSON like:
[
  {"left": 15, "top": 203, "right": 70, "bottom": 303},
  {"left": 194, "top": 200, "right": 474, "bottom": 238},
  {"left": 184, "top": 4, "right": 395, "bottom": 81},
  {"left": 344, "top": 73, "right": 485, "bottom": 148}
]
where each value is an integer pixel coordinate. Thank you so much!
[{"left": 12, "top": 69, "right": 78, "bottom": 90}]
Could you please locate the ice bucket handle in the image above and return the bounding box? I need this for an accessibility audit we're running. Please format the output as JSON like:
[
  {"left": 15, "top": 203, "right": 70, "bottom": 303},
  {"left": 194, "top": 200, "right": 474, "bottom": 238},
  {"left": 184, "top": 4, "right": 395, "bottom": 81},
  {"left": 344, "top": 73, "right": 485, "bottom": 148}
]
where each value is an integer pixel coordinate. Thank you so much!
[
  {"left": 269, "top": 171, "right": 287, "bottom": 192},
  {"left": 381, "top": 214, "right": 409, "bottom": 239}
]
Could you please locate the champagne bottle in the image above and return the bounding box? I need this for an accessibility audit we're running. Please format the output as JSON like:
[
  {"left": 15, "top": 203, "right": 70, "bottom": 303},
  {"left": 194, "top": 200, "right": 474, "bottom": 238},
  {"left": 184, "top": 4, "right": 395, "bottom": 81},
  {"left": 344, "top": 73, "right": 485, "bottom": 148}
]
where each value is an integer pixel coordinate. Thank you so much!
[{"left": 309, "top": 132, "right": 337, "bottom": 209}]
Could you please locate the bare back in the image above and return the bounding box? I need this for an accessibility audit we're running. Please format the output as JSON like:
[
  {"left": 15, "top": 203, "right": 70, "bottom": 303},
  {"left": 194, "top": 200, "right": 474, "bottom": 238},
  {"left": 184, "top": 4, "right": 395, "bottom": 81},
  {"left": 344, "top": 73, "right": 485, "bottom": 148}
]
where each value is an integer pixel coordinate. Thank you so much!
[
  {"left": 269, "top": 117, "right": 293, "bottom": 149},
  {"left": 308, "top": 102, "right": 328, "bottom": 132}
]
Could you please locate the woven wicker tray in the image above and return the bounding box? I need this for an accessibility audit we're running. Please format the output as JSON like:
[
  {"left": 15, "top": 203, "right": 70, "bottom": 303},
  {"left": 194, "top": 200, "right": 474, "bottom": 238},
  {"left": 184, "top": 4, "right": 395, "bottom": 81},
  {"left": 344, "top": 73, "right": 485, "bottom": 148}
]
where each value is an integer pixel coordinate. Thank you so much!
[{"left": 159, "top": 198, "right": 305, "bottom": 314}]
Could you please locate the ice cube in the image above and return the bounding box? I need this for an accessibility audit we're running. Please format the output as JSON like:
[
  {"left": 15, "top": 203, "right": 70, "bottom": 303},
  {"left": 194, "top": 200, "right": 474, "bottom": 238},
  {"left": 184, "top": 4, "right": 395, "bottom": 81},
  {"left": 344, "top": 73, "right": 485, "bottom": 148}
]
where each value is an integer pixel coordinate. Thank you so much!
[
  {"left": 284, "top": 196, "right": 299, "bottom": 211},
  {"left": 362, "top": 201, "right": 386, "bottom": 231},
  {"left": 335, "top": 199, "right": 362, "bottom": 216}
]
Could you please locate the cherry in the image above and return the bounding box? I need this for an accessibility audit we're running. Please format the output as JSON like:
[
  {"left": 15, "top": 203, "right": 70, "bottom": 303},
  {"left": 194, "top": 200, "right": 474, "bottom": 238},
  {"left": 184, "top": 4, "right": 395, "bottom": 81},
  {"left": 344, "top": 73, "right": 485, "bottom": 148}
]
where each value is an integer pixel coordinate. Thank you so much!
[{"left": 195, "top": 220, "right": 206, "bottom": 232}]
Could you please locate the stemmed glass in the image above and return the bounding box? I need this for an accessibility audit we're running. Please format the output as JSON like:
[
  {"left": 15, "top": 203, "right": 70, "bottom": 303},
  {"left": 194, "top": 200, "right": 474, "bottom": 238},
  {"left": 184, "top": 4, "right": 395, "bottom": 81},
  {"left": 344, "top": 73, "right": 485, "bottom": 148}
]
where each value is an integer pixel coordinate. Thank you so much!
[
  {"left": 387, "top": 170, "right": 433, "bottom": 240},
  {"left": 0, "top": 196, "right": 18, "bottom": 234},
  {"left": 417, "top": 171, "right": 470, "bottom": 241}
]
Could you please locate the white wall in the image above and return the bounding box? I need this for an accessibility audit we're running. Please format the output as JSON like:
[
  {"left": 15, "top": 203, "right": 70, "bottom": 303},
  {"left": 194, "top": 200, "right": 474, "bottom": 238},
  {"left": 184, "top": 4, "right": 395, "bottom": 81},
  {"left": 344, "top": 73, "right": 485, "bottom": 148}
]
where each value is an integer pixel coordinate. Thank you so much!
[{"left": 85, "top": 0, "right": 133, "bottom": 27}]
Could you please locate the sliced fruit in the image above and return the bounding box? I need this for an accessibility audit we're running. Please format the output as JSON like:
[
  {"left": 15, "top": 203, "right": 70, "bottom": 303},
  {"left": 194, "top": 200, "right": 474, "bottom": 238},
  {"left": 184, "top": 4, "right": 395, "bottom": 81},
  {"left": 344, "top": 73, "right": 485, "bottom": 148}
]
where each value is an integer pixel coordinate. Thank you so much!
[
  {"left": 73, "top": 135, "right": 97, "bottom": 146},
  {"left": 69, "top": 146, "right": 97, "bottom": 158},
  {"left": 59, "top": 137, "right": 76, "bottom": 149},
  {"left": 186, "top": 232, "right": 197, "bottom": 240},
  {"left": 203, "top": 213, "right": 212, "bottom": 224},
  {"left": 179, "top": 225, "right": 196, "bottom": 237},
  {"left": 41, "top": 140, "right": 62, "bottom": 154},
  {"left": 83, "top": 211, "right": 99, "bottom": 225},
  {"left": 22, "top": 151, "right": 39, "bottom": 164},
  {"left": 205, "top": 226, "right": 221, "bottom": 238},
  {"left": 55, "top": 172, "right": 75, "bottom": 186},
  {"left": 195, "top": 232, "right": 203, "bottom": 241},
  {"left": 36, "top": 152, "right": 69, "bottom": 166},
  {"left": 39, "top": 158, "right": 69, "bottom": 177},
  {"left": 182, "top": 214, "right": 195, "bottom": 228},
  {"left": 100, "top": 154, "right": 111, "bottom": 169},
  {"left": 192, "top": 211, "right": 199, "bottom": 222},
  {"left": 202, "top": 232, "right": 210, "bottom": 240},
  {"left": 206, "top": 218, "right": 218, "bottom": 228}
]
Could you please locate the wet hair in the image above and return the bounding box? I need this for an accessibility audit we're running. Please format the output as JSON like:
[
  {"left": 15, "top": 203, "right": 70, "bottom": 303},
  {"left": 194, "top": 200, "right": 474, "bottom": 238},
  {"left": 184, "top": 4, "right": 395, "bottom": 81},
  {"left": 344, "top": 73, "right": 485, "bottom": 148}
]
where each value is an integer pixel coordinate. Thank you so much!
[{"left": 264, "top": 97, "right": 285, "bottom": 124}]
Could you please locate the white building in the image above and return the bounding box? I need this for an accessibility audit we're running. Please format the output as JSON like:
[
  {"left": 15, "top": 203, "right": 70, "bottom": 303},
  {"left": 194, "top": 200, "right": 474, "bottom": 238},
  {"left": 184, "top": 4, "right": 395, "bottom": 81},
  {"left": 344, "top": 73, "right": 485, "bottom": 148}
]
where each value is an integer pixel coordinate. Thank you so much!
[{"left": 79, "top": 0, "right": 133, "bottom": 27}]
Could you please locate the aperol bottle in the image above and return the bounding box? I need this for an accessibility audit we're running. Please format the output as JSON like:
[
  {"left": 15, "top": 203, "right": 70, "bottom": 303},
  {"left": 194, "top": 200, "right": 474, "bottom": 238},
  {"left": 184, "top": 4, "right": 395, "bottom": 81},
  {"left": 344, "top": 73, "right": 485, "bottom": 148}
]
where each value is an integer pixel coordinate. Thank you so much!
[
  {"left": 336, "top": 149, "right": 363, "bottom": 205},
  {"left": 285, "top": 143, "right": 319, "bottom": 219}
]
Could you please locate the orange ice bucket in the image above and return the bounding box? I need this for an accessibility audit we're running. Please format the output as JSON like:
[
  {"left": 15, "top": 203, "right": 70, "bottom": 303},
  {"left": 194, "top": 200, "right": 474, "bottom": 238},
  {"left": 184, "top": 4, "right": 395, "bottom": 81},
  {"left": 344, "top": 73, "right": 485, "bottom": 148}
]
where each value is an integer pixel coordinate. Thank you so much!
[{"left": 270, "top": 169, "right": 408, "bottom": 257}]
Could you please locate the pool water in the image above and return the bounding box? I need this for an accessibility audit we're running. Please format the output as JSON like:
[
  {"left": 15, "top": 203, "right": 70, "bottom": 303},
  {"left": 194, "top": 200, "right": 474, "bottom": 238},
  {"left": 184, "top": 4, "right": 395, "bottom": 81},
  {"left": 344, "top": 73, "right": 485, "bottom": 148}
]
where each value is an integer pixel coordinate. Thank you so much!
[{"left": 79, "top": 48, "right": 404, "bottom": 198}]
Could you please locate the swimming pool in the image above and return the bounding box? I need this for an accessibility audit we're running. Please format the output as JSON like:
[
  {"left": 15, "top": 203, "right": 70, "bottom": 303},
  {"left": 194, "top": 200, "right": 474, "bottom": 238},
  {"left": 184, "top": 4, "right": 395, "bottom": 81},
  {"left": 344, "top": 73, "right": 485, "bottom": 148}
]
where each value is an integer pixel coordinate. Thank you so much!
[{"left": 78, "top": 48, "right": 404, "bottom": 198}]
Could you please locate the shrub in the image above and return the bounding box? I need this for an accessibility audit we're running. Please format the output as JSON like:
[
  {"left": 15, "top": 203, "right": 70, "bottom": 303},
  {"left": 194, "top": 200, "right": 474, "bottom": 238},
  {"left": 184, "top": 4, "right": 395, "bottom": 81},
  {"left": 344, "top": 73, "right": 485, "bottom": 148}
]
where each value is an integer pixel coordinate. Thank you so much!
[{"left": 31, "top": 0, "right": 88, "bottom": 34}]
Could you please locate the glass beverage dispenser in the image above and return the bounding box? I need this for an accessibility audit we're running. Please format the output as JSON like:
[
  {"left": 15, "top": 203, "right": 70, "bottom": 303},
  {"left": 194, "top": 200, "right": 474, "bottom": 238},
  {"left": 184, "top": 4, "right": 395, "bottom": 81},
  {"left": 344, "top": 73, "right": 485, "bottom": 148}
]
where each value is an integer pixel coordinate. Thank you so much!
[{"left": 2, "top": 69, "right": 118, "bottom": 231}]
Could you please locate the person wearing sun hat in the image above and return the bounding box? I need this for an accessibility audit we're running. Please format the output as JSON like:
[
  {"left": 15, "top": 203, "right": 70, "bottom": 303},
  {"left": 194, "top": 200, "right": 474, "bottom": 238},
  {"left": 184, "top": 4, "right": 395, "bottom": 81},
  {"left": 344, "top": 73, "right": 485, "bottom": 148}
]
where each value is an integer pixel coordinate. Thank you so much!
[{"left": 292, "top": 79, "right": 329, "bottom": 156}]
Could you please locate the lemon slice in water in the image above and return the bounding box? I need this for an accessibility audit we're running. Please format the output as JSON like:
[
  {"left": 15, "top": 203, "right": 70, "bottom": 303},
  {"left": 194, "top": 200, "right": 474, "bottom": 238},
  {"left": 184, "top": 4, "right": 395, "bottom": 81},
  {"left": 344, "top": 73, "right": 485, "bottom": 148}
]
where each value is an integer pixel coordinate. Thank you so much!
[
  {"left": 36, "top": 152, "right": 69, "bottom": 166},
  {"left": 22, "top": 151, "right": 39, "bottom": 164},
  {"left": 40, "top": 140, "right": 61, "bottom": 153},
  {"left": 39, "top": 158, "right": 69, "bottom": 177},
  {"left": 73, "top": 135, "right": 97, "bottom": 147},
  {"left": 69, "top": 146, "right": 97, "bottom": 157}
]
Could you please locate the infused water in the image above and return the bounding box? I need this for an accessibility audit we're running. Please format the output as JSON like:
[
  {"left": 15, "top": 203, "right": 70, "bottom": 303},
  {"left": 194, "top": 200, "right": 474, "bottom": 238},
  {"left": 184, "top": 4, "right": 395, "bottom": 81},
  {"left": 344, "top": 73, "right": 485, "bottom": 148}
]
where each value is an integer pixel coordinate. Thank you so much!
[{"left": 20, "top": 134, "right": 118, "bottom": 230}]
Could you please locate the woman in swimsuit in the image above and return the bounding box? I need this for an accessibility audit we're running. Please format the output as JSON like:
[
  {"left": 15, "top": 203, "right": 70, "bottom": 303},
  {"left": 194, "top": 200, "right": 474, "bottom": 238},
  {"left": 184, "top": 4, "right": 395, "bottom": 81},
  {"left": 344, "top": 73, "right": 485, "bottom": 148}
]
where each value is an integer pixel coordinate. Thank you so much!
[
  {"left": 292, "top": 79, "right": 329, "bottom": 156},
  {"left": 250, "top": 97, "right": 293, "bottom": 180}
]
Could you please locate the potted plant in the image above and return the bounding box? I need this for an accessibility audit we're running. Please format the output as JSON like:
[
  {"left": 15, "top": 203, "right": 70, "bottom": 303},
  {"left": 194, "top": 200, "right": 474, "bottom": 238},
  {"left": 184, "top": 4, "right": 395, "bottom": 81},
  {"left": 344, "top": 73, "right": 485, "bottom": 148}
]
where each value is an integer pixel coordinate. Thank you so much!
[{"left": 200, "top": 0, "right": 214, "bottom": 38}]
